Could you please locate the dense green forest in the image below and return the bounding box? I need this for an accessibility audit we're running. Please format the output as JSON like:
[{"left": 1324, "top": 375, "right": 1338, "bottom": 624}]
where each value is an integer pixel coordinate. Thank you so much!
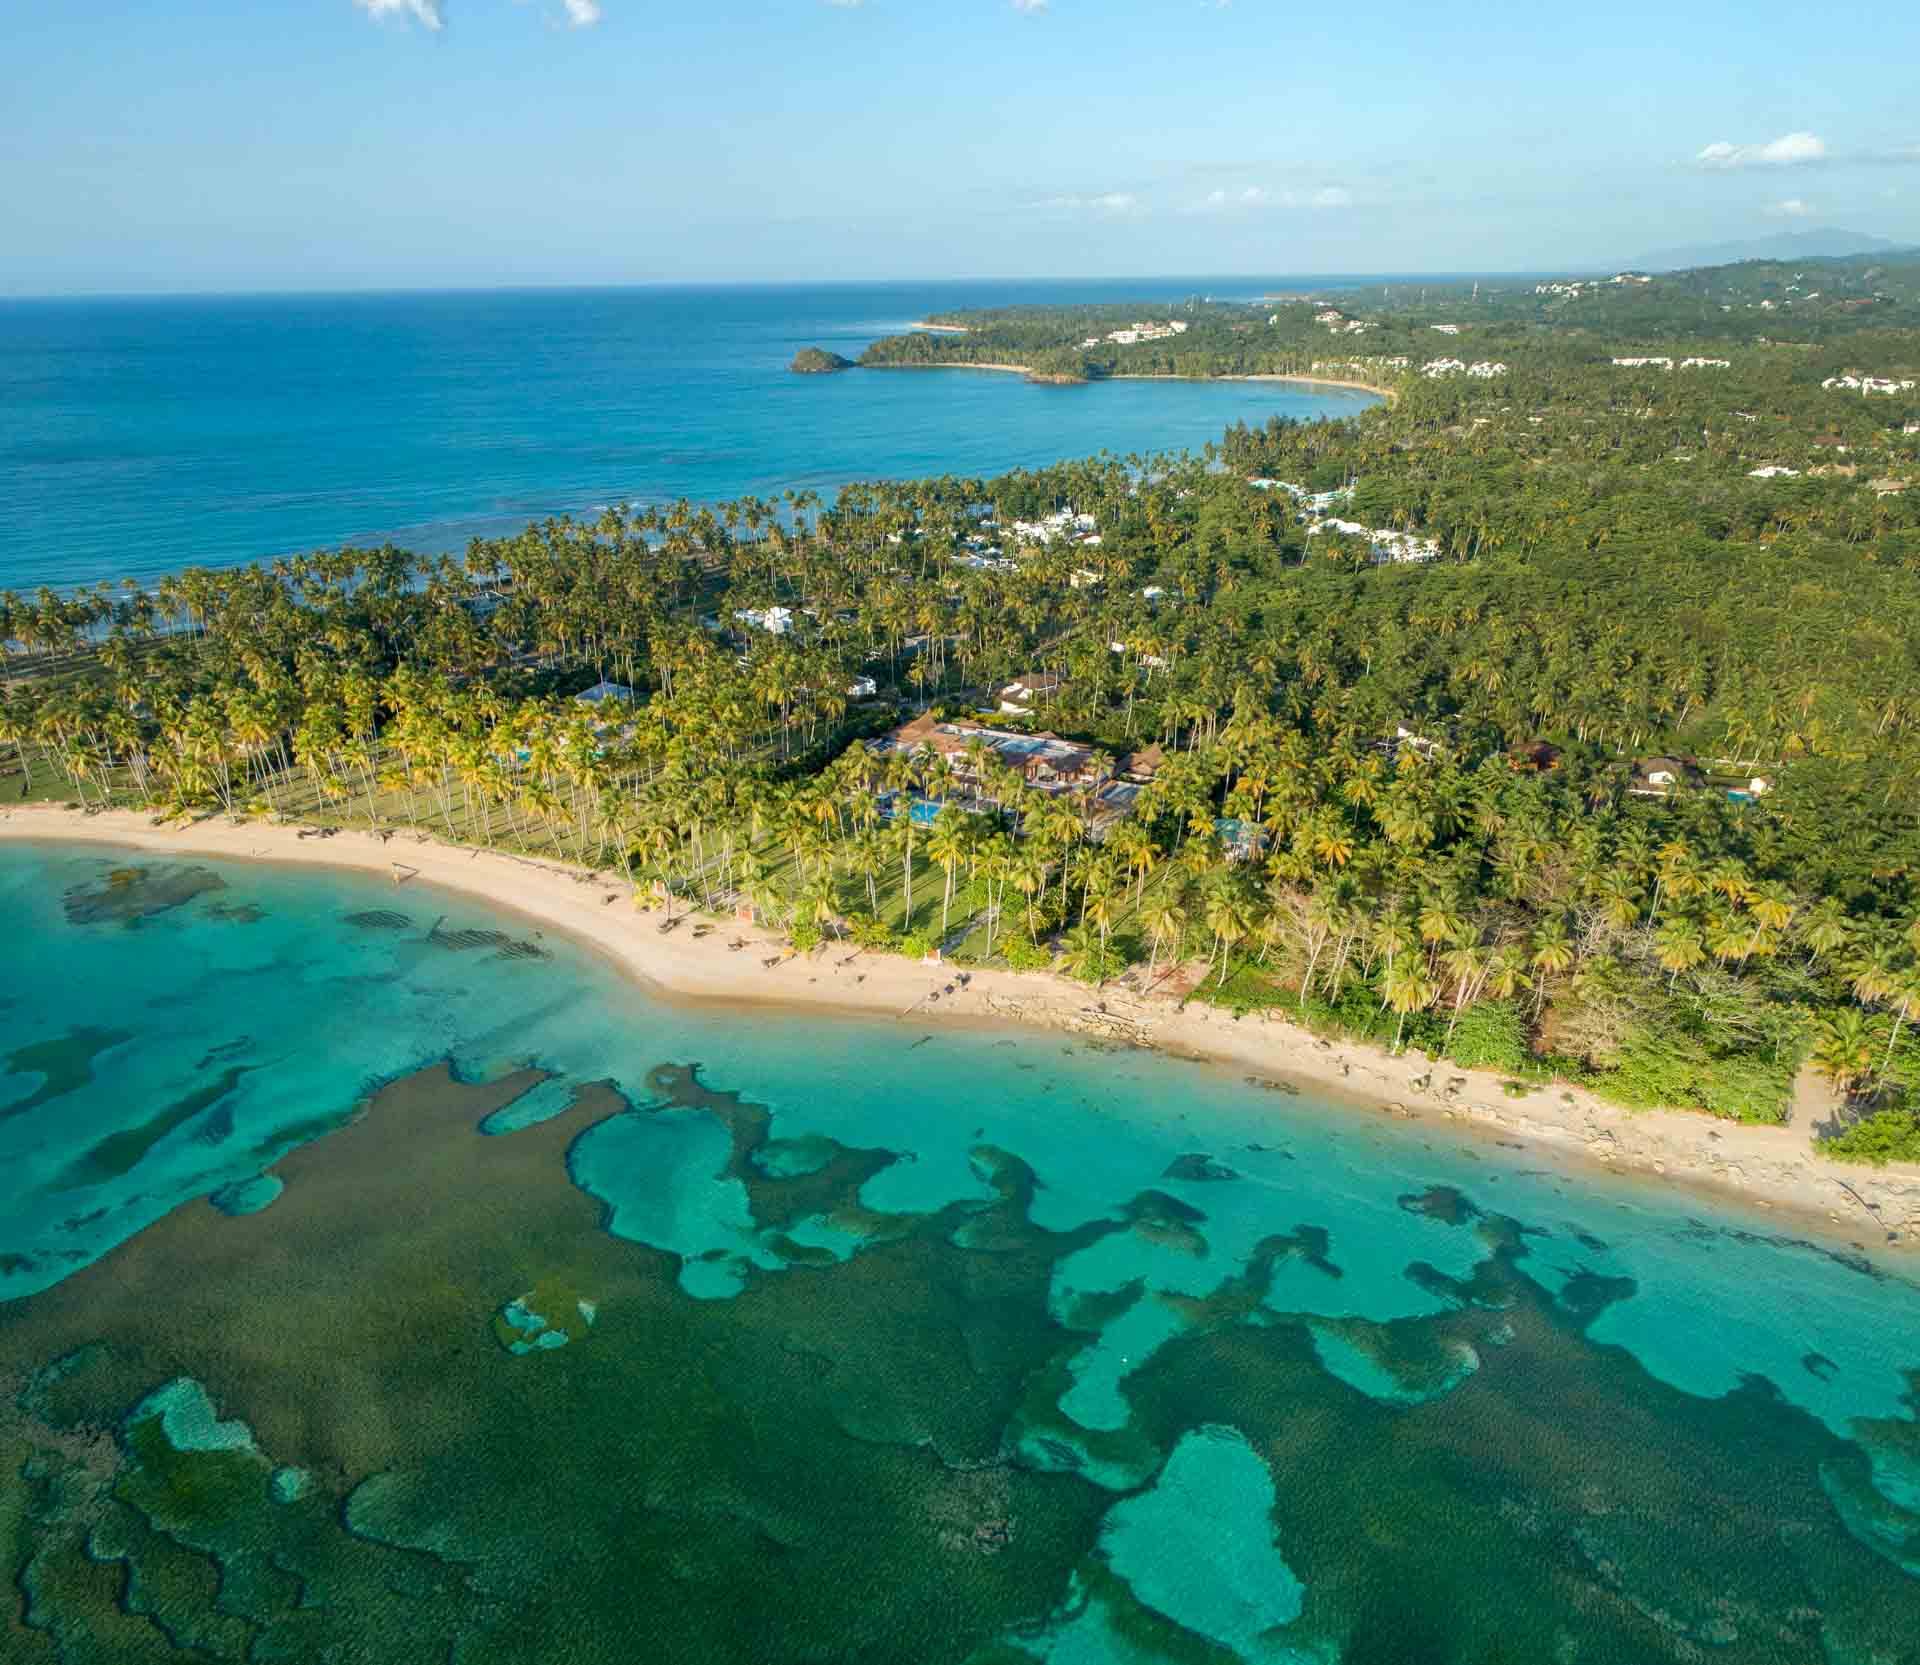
[{"left": 5, "top": 254, "right": 1920, "bottom": 1163}]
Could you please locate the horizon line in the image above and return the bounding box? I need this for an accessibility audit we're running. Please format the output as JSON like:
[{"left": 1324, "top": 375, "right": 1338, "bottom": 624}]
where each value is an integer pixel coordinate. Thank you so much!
[{"left": 0, "top": 265, "right": 1613, "bottom": 305}]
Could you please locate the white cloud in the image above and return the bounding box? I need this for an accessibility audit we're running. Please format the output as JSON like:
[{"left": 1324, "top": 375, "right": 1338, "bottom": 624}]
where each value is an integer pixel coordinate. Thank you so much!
[
  {"left": 822, "top": 0, "right": 866, "bottom": 7},
  {"left": 1011, "top": 0, "right": 1049, "bottom": 12},
  {"left": 356, "top": 0, "right": 446, "bottom": 25},
  {"left": 1765, "top": 197, "right": 1812, "bottom": 218},
  {"left": 1695, "top": 131, "right": 1827, "bottom": 170},
  {"left": 354, "top": 0, "right": 603, "bottom": 29},
  {"left": 1204, "top": 186, "right": 1269, "bottom": 208},
  {"left": 1197, "top": 183, "right": 1353, "bottom": 213},
  {"left": 1034, "top": 191, "right": 1139, "bottom": 216}
]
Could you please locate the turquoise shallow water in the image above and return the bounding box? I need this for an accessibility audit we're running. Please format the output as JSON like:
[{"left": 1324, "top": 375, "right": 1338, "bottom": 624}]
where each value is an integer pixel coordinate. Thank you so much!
[
  {"left": 0, "top": 281, "right": 1375, "bottom": 590},
  {"left": 3, "top": 841, "right": 1919, "bottom": 1662}
]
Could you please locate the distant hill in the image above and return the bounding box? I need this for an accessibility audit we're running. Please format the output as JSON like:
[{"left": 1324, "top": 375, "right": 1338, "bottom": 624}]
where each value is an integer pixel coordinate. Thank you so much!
[{"left": 1633, "top": 227, "right": 1910, "bottom": 273}]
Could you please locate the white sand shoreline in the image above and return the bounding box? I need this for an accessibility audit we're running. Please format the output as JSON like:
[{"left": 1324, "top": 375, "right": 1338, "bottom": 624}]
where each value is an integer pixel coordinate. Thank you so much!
[
  {"left": 7, "top": 805, "right": 1917, "bottom": 1251},
  {"left": 867, "top": 361, "right": 1394, "bottom": 400}
]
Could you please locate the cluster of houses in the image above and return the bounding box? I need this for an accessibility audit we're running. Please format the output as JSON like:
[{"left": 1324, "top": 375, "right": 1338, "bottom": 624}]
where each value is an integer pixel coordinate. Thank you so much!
[
  {"left": 1309, "top": 518, "right": 1441, "bottom": 564},
  {"left": 1421, "top": 359, "right": 1508, "bottom": 379},
  {"left": 1009, "top": 508, "right": 1100, "bottom": 547},
  {"left": 1611, "top": 356, "right": 1731, "bottom": 370},
  {"left": 1429, "top": 324, "right": 1463, "bottom": 336},
  {"left": 1077, "top": 320, "right": 1191, "bottom": 348},
  {"left": 1246, "top": 478, "right": 1353, "bottom": 515},
  {"left": 948, "top": 506, "right": 1102, "bottom": 575},
  {"left": 1533, "top": 274, "right": 1652, "bottom": 299},
  {"left": 1311, "top": 357, "right": 1411, "bottom": 374},
  {"left": 1241, "top": 475, "right": 1440, "bottom": 565},
  {"left": 1748, "top": 465, "right": 1800, "bottom": 479},
  {"left": 1823, "top": 374, "right": 1918, "bottom": 395},
  {"left": 1535, "top": 280, "right": 1594, "bottom": 298}
]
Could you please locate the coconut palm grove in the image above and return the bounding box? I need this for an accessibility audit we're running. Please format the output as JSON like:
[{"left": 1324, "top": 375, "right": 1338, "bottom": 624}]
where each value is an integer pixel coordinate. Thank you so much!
[{"left": 5, "top": 253, "right": 1920, "bottom": 1165}]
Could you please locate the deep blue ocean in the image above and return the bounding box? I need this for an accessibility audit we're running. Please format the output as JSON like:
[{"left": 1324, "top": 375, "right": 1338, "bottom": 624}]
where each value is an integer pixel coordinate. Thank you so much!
[{"left": 0, "top": 279, "right": 1375, "bottom": 593}]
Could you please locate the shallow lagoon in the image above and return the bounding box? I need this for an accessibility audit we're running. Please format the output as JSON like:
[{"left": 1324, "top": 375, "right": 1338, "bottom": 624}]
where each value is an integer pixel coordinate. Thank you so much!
[{"left": 2, "top": 842, "right": 1918, "bottom": 1662}]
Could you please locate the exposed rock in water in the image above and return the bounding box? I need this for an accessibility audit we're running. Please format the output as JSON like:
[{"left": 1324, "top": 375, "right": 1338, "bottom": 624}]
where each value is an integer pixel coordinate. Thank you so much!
[
  {"left": 343, "top": 909, "right": 413, "bottom": 931},
  {"left": 426, "top": 916, "right": 550, "bottom": 961},
  {"left": 62, "top": 864, "right": 226, "bottom": 926},
  {"left": 789, "top": 347, "right": 854, "bottom": 374},
  {"left": 1162, "top": 1153, "right": 1239, "bottom": 1183}
]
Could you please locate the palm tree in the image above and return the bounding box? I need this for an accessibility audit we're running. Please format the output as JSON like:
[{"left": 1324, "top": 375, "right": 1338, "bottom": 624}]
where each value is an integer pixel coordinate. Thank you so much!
[
  {"left": 1810, "top": 1008, "right": 1875, "bottom": 1097},
  {"left": 1796, "top": 897, "right": 1854, "bottom": 962},
  {"left": 1081, "top": 859, "right": 1121, "bottom": 955},
  {"left": 1877, "top": 966, "right": 1920, "bottom": 1084},
  {"left": 1140, "top": 886, "right": 1189, "bottom": 988},
  {"left": 927, "top": 809, "right": 969, "bottom": 938},
  {"left": 1484, "top": 943, "right": 1533, "bottom": 1004},
  {"left": 1060, "top": 923, "right": 1109, "bottom": 987},
  {"left": 846, "top": 826, "right": 885, "bottom": 915},
  {"left": 1007, "top": 846, "right": 1048, "bottom": 944},
  {"left": 1653, "top": 919, "right": 1706, "bottom": 989},
  {"left": 888, "top": 815, "right": 920, "bottom": 929},
  {"left": 1529, "top": 919, "right": 1575, "bottom": 983},
  {"left": 1201, "top": 874, "right": 1254, "bottom": 989},
  {"left": 1381, "top": 958, "right": 1439, "bottom": 1054}
]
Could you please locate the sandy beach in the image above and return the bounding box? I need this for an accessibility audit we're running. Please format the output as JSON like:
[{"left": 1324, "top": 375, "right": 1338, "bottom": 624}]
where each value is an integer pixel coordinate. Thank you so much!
[
  {"left": 869, "top": 361, "right": 1395, "bottom": 400},
  {"left": 7, "top": 804, "right": 1917, "bottom": 1248},
  {"left": 1112, "top": 370, "right": 1395, "bottom": 401}
]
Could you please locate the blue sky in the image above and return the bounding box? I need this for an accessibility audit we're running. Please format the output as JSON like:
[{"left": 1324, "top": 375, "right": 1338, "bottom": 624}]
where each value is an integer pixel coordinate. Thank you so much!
[{"left": 6, "top": 0, "right": 1919, "bottom": 293}]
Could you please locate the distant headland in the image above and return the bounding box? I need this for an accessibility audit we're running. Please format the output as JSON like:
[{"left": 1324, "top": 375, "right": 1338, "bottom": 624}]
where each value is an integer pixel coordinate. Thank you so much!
[{"left": 789, "top": 347, "right": 854, "bottom": 374}]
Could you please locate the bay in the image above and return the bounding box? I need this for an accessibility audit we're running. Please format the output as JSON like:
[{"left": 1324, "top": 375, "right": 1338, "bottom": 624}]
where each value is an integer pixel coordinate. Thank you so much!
[
  {"left": 0, "top": 280, "right": 1375, "bottom": 592},
  {"left": 2, "top": 841, "right": 1918, "bottom": 1662}
]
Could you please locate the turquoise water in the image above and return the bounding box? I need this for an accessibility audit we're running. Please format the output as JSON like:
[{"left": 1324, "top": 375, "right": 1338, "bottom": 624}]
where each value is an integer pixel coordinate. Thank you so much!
[
  {"left": 3, "top": 841, "right": 1919, "bottom": 1662},
  {"left": 0, "top": 282, "right": 1375, "bottom": 591}
]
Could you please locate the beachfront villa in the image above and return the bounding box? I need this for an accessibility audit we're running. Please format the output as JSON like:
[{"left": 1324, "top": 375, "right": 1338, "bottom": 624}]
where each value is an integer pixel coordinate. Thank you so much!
[
  {"left": 881, "top": 714, "right": 1103, "bottom": 794},
  {"left": 874, "top": 715, "right": 1157, "bottom": 841}
]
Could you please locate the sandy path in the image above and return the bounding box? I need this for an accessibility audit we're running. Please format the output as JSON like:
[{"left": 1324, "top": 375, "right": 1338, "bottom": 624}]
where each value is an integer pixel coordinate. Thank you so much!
[{"left": 6, "top": 805, "right": 1916, "bottom": 1248}]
